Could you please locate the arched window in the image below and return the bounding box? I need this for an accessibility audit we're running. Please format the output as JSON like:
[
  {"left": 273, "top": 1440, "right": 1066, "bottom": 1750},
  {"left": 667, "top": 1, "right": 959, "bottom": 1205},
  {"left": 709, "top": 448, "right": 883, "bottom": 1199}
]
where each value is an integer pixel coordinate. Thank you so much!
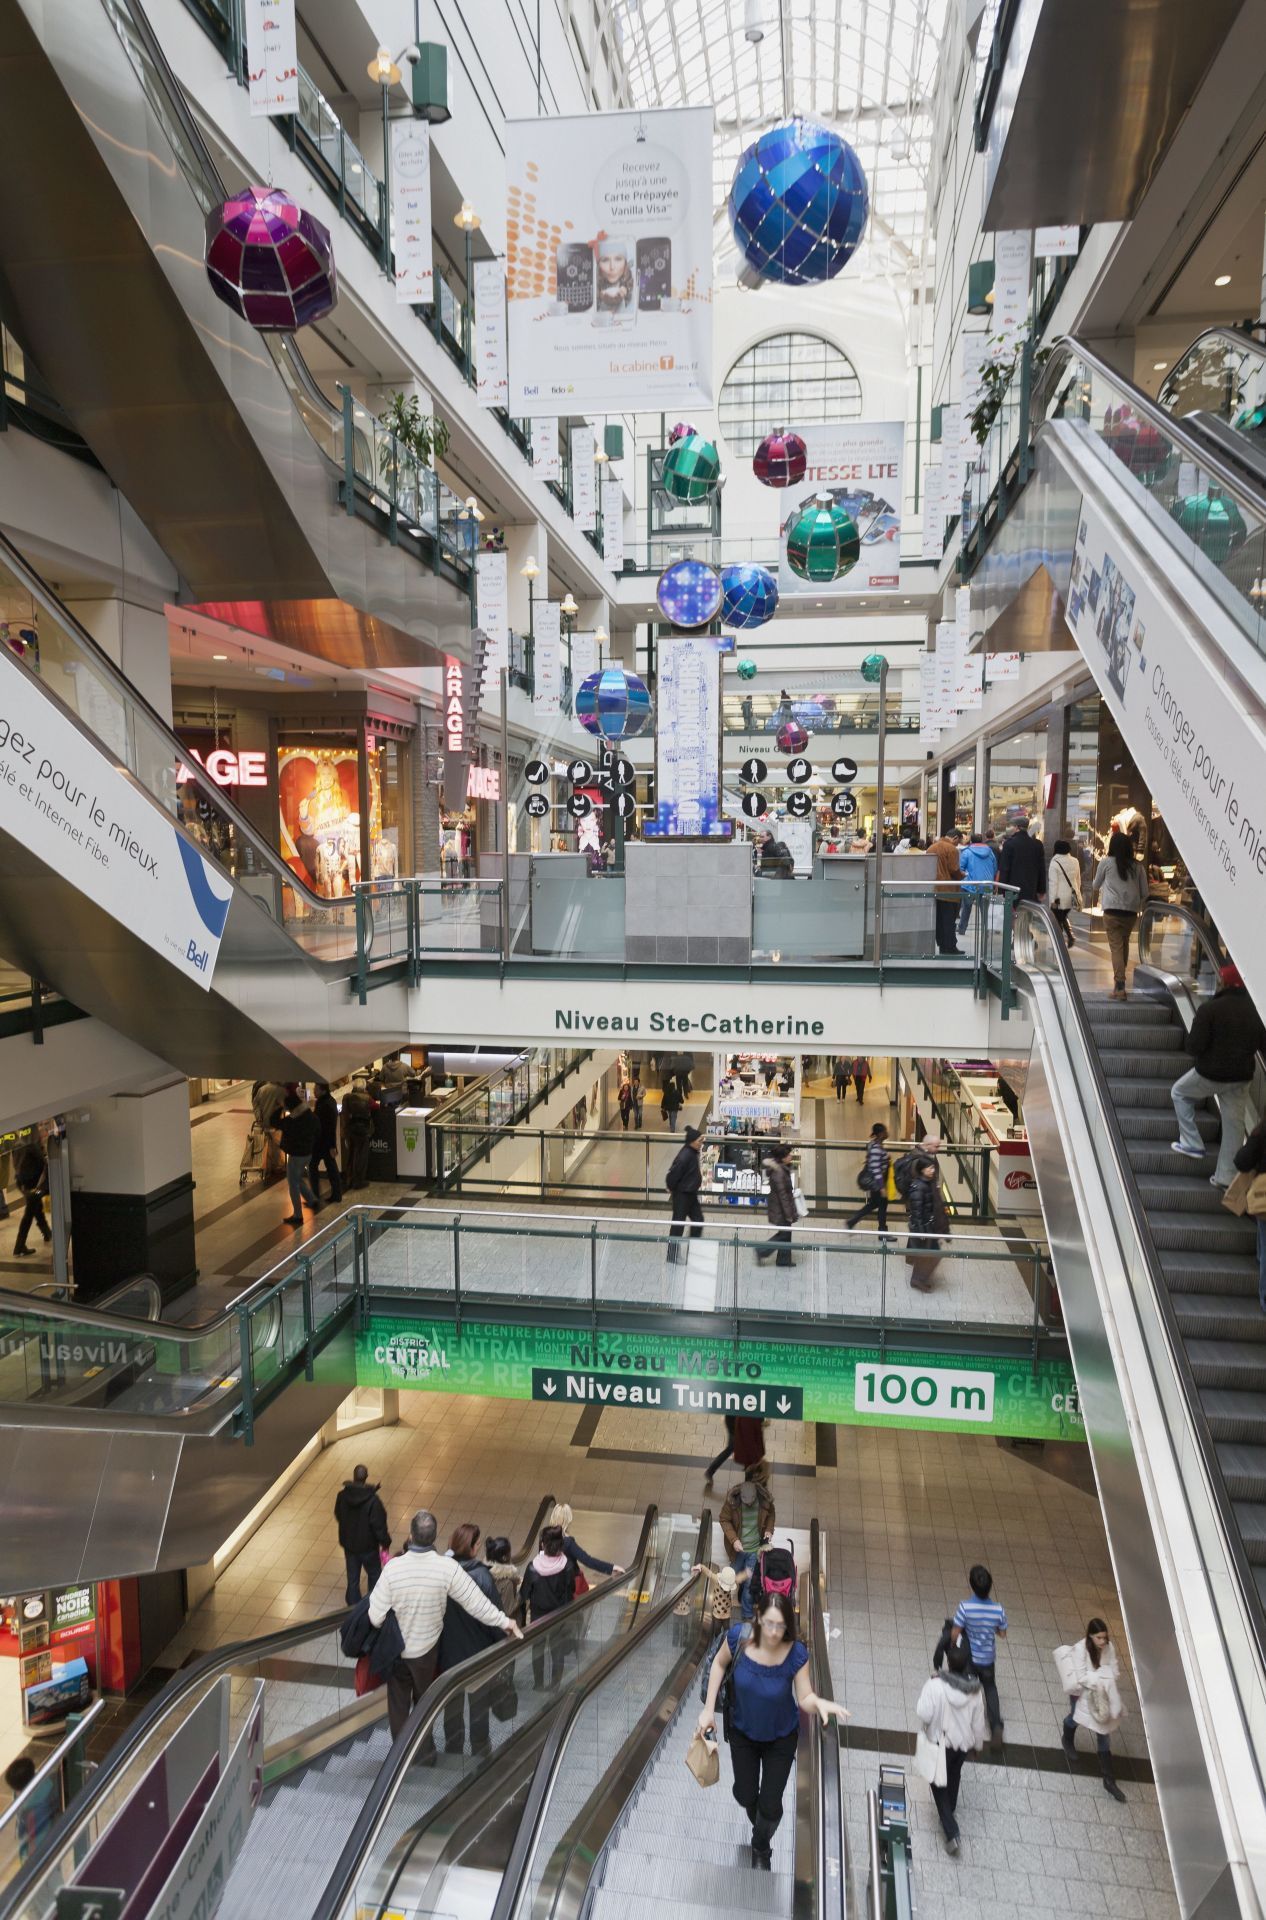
[{"left": 718, "top": 332, "right": 863, "bottom": 459}]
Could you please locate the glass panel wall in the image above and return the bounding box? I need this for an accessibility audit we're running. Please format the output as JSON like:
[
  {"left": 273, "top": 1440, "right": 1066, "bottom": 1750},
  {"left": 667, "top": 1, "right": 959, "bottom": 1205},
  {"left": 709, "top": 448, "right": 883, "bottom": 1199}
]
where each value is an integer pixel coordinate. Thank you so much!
[{"left": 985, "top": 724, "right": 1047, "bottom": 833}]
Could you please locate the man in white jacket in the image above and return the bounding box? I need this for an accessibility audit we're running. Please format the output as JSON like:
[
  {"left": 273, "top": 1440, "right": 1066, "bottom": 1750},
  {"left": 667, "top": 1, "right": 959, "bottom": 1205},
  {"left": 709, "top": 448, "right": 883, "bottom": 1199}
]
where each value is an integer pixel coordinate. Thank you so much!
[{"left": 915, "top": 1645, "right": 988, "bottom": 1856}]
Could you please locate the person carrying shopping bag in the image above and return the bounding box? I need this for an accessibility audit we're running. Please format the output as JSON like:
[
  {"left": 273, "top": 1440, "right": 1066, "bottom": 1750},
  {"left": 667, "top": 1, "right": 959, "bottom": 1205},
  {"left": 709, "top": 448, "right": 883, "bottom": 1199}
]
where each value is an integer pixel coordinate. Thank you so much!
[
  {"left": 914, "top": 1643, "right": 988, "bottom": 1856},
  {"left": 1055, "top": 1618, "right": 1127, "bottom": 1801},
  {"left": 754, "top": 1142, "right": 797, "bottom": 1268}
]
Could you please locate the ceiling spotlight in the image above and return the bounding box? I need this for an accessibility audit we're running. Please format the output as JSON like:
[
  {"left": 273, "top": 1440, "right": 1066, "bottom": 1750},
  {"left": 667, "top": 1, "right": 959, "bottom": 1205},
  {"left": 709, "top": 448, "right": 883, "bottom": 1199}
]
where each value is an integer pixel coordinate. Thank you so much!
[
  {"left": 212, "top": 653, "right": 228, "bottom": 661},
  {"left": 743, "top": 0, "right": 765, "bottom": 42},
  {"left": 1153, "top": 360, "right": 1168, "bottom": 371},
  {"left": 1214, "top": 273, "right": 1232, "bottom": 287},
  {"left": 889, "top": 126, "right": 910, "bottom": 161}
]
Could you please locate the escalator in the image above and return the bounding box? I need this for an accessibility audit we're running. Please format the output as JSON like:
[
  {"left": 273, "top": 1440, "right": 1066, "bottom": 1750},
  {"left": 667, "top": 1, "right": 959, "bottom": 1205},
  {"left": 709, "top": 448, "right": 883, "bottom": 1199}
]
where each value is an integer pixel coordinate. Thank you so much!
[
  {"left": 967, "top": 324, "right": 1266, "bottom": 1011},
  {"left": 1011, "top": 898, "right": 1266, "bottom": 1916},
  {"left": 0, "top": 0, "right": 474, "bottom": 652},
  {"left": 0, "top": 1501, "right": 658, "bottom": 1920},
  {"left": 0, "top": 528, "right": 411, "bottom": 1080},
  {"left": 340, "top": 1519, "right": 847, "bottom": 1920}
]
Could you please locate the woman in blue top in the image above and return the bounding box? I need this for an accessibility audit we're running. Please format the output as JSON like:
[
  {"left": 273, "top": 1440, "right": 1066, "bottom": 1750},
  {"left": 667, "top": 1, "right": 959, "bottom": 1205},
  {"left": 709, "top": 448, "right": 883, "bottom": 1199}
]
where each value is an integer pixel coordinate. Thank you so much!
[{"left": 696, "top": 1593, "right": 849, "bottom": 1869}]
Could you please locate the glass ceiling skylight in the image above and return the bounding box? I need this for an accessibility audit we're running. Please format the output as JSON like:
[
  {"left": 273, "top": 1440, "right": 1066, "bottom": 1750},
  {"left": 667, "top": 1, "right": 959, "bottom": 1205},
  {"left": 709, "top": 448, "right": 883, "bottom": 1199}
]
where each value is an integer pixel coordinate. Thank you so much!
[{"left": 612, "top": 0, "right": 948, "bottom": 282}]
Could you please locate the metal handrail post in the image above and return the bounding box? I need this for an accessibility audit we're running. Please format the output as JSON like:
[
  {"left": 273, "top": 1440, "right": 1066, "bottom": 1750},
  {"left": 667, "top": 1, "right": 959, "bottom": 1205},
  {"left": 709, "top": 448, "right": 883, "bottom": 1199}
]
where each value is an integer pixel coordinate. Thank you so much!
[
  {"left": 499, "top": 667, "right": 511, "bottom": 960},
  {"left": 590, "top": 1221, "right": 598, "bottom": 1341},
  {"left": 340, "top": 385, "right": 356, "bottom": 515},
  {"left": 873, "top": 658, "right": 888, "bottom": 970},
  {"left": 237, "top": 1303, "right": 256, "bottom": 1444},
  {"left": 452, "top": 1214, "right": 462, "bottom": 1334},
  {"left": 1000, "top": 887, "right": 1015, "bottom": 1017},
  {"left": 300, "top": 1258, "right": 315, "bottom": 1379}
]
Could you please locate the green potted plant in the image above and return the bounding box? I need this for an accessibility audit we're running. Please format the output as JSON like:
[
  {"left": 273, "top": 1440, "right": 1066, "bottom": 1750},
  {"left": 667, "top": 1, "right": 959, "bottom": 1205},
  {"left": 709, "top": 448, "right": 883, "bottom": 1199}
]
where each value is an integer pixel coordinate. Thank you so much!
[{"left": 376, "top": 392, "right": 451, "bottom": 509}]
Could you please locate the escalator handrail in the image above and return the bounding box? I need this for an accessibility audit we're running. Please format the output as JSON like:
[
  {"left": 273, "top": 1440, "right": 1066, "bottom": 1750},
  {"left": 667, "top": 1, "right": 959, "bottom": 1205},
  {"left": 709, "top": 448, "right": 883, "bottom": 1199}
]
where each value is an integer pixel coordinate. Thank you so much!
[
  {"left": 310, "top": 1504, "right": 662, "bottom": 1920},
  {"left": 1158, "top": 324, "right": 1266, "bottom": 413},
  {"left": 809, "top": 1520, "right": 847, "bottom": 1920},
  {"left": 0, "top": 1494, "right": 560, "bottom": 1920},
  {"left": 0, "top": 530, "right": 365, "bottom": 932},
  {"left": 486, "top": 1512, "right": 711, "bottom": 1920},
  {"left": 1013, "top": 900, "right": 1266, "bottom": 1671},
  {"left": 1036, "top": 334, "right": 1266, "bottom": 523}
]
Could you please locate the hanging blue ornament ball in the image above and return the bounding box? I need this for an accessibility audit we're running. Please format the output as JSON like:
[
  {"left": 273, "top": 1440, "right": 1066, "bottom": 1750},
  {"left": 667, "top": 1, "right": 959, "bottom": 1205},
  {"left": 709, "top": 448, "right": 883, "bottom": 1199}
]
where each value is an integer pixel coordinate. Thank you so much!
[
  {"left": 656, "top": 559, "right": 723, "bottom": 628},
  {"left": 720, "top": 563, "right": 779, "bottom": 630},
  {"left": 575, "top": 666, "right": 653, "bottom": 741},
  {"left": 728, "top": 118, "right": 869, "bottom": 287},
  {"left": 861, "top": 652, "right": 885, "bottom": 684},
  {"left": 736, "top": 657, "right": 759, "bottom": 681}
]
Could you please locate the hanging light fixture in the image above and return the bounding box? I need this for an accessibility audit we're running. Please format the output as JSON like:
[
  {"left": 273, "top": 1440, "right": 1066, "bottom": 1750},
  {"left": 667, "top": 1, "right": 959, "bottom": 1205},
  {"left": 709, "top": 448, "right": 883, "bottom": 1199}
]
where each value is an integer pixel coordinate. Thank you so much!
[
  {"left": 519, "top": 555, "right": 540, "bottom": 580},
  {"left": 368, "top": 46, "right": 401, "bottom": 85}
]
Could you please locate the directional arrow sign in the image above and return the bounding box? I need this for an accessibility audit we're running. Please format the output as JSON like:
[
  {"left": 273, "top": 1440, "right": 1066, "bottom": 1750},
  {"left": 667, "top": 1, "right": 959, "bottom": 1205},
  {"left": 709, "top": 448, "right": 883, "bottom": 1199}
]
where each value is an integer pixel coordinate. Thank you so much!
[{"left": 531, "top": 1368, "right": 803, "bottom": 1418}]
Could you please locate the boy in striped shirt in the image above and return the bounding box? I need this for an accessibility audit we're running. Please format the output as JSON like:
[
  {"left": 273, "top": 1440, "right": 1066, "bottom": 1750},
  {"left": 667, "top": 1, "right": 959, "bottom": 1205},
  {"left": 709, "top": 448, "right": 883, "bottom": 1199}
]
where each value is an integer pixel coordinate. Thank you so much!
[{"left": 952, "top": 1564, "right": 1007, "bottom": 1747}]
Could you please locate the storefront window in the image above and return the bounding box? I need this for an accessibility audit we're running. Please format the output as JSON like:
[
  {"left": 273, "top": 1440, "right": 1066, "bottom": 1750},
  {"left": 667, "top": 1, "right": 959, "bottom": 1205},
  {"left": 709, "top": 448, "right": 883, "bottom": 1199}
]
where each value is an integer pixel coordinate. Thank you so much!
[
  {"left": 986, "top": 726, "right": 1047, "bottom": 833},
  {"left": 368, "top": 735, "right": 409, "bottom": 879},
  {"left": 278, "top": 734, "right": 362, "bottom": 897}
]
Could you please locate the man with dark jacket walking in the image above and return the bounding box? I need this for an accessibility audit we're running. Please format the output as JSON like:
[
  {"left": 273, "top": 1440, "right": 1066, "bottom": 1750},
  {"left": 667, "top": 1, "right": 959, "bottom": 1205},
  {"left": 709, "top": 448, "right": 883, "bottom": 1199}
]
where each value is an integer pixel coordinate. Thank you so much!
[
  {"left": 12, "top": 1135, "right": 51, "bottom": 1256},
  {"left": 929, "top": 828, "right": 964, "bottom": 955},
  {"left": 334, "top": 1465, "right": 391, "bottom": 1603},
  {"left": 311, "top": 1083, "right": 343, "bottom": 1204},
  {"left": 665, "top": 1124, "right": 704, "bottom": 1262},
  {"left": 997, "top": 818, "right": 1047, "bottom": 903},
  {"left": 276, "top": 1090, "right": 321, "bottom": 1226},
  {"left": 755, "top": 1141, "right": 797, "bottom": 1267},
  {"left": 340, "top": 1076, "right": 375, "bottom": 1190},
  {"left": 1171, "top": 964, "right": 1266, "bottom": 1187}
]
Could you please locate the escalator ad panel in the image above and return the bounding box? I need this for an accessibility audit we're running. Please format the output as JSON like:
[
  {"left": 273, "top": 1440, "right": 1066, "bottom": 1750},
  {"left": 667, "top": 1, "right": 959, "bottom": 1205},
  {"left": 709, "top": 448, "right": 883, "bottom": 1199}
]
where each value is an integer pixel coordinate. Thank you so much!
[
  {"left": 0, "top": 657, "right": 233, "bottom": 988},
  {"left": 1066, "top": 497, "right": 1266, "bottom": 1004},
  {"left": 356, "top": 1315, "right": 1084, "bottom": 1440}
]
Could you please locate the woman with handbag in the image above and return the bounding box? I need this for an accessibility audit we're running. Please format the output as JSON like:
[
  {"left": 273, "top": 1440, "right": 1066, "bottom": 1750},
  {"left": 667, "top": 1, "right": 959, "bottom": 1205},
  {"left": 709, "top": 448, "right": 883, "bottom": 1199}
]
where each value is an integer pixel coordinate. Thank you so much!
[
  {"left": 695, "top": 1592, "right": 849, "bottom": 1869},
  {"left": 914, "top": 1643, "right": 987, "bottom": 1856},
  {"left": 1048, "top": 839, "right": 1083, "bottom": 948},
  {"left": 1232, "top": 1117, "right": 1266, "bottom": 1310},
  {"left": 905, "top": 1156, "right": 950, "bottom": 1292},
  {"left": 845, "top": 1123, "right": 892, "bottom": 1236},
  {"left": 1055, "top": 1618, "right": 1126, "bottom": 1801},
  {"left": 755, "top": 1142, "right": 797, "bottom": 1268}
]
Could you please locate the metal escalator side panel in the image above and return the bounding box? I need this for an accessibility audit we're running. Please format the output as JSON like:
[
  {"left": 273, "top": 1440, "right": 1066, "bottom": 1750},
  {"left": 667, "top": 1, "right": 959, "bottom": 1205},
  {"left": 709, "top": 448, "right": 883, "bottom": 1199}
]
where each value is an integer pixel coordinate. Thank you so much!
[{"left": 806, "top": 1522, "right": 846, "bottom": 1920}]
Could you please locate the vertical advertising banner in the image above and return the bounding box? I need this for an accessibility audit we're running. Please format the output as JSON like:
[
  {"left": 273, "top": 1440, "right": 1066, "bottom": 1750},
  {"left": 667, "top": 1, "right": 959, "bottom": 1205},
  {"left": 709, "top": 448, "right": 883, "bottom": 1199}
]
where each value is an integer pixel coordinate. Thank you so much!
[
  {"left": 0, "top": 657, "right": 233, "bottom": 988},
  {"left": 475, "top": 552, "right": 509, "bottom": 675},
  {"left": 473, "top": 261, "right": 508, "bottom": 408},
  {"left": 571, "top": 430, "right": 596, "bottom": 530},
  {"left": 245, "top": 0, "right": 298, "bottom": 114},
  {"left": 504, "top": 106, "right": 714, "bottom": 414},
  {"left": 921, "top": 462, "right": 947, "bottom": 559},
  {"left": 601, "top": 474, "right": 625, "bottom": 570},
  {"left": 776, "top": 422, "right": 904, "bottom": 599},
  {"left": 958, "top": 334, "right": 989, "bottom": 498},
  {"left": 533, "top": 600, "right": 562, "bottom": 723},
  {"left": 390, "top": 120, "right": 433, "bottom": 305},
  {"left": 570, "top": 631, "right": 598, "bottom": 697},
  {"left": 1065, "top": 498, "right": 1266, "bottom": 1006},
  {"left": 644, "top": 632, "right": 730, "bottom": 839},
  {"left": 530, "top": 418, "right": 560, "bottom": 482},
  {"left": 918, "top": 653, "right": 940, "bottom": 747},
  {"left": 990, "top": 230, "right": 1032, "bottom": 344}
]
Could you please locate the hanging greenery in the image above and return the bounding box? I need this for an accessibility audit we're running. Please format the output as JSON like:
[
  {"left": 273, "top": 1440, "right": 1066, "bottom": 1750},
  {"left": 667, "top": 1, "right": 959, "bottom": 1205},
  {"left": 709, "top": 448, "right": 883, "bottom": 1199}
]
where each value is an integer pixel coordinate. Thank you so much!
[
  {"left": 968, "top": 342, "right": 1052, "bottom": 445},
  {"left": 377, "top": 391, "right": 451, "bottom": 468}
]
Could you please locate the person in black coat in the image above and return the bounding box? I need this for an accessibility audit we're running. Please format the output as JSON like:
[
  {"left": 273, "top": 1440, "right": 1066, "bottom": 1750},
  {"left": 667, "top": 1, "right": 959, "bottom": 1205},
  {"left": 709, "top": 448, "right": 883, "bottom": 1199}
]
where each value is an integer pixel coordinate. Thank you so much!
[
  {"left": 755, "top": 1141, "right": 797, "bottom": 1268},
  {"left": 520, "top": 1524, "right": 581, "bottom": 1691},
  {"left": 997, "top": 819, "right": 1047, "bottom": 903},
  {"left": 276, "top": 1091, "right": 321, "bottom": 1226},
  {"left": 311, "top": 1083, "right": 344, "bottom": 1204},
  {"left": 1171, "top": 965, "right": 1266, "bottom": 1188},
  {"left": 905, "top": 1156, "right": 950, "bottom": 1292},
  {"left": 436, "top": 1523, "right": 504, "bottom": 1756},
  {"left": 334, "top": 1466, "right": 391, "bottom": 1603},
  {"left": 666, "top": 1125, "right": 705, "bottom": 1263},
  {"left": 12, "top": 1136, "right": 51, "bottom": 1256}
]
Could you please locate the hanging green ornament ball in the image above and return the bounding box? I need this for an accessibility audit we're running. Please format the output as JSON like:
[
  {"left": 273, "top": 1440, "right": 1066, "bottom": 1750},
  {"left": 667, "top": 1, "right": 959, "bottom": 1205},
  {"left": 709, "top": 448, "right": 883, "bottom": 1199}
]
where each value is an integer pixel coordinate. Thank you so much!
[
  {"left": 1168, "top": 484, "right": 1247, "bottom": 568},
  {"left": 861, "top": 652, "right": 884, "bottom": 683},
  {"left": 737, "top": 657, "right": 759, "bottom": 681},
  {"left": 661, "top": 432, "right": 722, "bottom": 504},
  {"left": 785, "top": 492, "right": 861, "bottom": 582}
]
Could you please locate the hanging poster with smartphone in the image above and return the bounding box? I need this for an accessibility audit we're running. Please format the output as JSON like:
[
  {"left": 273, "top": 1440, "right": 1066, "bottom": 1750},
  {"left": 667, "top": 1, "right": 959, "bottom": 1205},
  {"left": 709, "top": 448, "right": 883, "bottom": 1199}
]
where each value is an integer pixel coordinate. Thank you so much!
[
  {"left": 571, "top": 431, "right": 596, "bottom": 530},
  {"left": 244, "top": 0, "right": 298, "bottom": 114},
  {"left": 602, "top": 475, "right": 624, "bottom": 570},
  {"left": 776, "top": 422, "right": 904, "bottom": 599},
  {"left": 473, "top": 262, "right": 508, "bottom": 407},
  {"left": 533, "top": 601, "right": 562, "bottom": 724},
  {"left": 390, "top": 121, "right": 433, "bottom": 304},
  {"left": 530, "top": 418, "right": 559, "bottom": 482},
  {"left": 475, "top": 552, "right": 508, "bottom": 675},
  {"left": 644, "top": 631, "right": 730, "bottom": 840},
  {"left": 504, "top": 106, "right": 714, "bottom": 414}
]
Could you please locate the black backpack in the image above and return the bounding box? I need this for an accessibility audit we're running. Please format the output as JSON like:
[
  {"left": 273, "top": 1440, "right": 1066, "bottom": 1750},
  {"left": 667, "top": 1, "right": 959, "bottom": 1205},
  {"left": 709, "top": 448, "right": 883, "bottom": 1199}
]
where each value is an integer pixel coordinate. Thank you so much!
[{"left": 893, "top": 1149, "right": 923, "bottom": 1198}]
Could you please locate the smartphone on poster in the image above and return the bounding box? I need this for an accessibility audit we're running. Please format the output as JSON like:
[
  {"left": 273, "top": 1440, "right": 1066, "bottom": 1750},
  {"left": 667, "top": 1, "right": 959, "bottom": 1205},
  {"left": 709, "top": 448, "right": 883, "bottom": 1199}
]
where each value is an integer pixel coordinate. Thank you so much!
[
  {"left": 555, "top": 243, "right": 594, "bottom": 313},
  {"left": 637, "top": 236, "right": 672, "bottom": 311}
]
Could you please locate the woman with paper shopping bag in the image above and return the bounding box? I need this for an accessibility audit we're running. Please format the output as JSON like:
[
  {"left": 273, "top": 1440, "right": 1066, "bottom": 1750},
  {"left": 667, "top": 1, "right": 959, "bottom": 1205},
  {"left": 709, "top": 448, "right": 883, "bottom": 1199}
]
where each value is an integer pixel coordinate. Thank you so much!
[{"left": 914, "top": 1643, "right": 988, "bottom": 1858}]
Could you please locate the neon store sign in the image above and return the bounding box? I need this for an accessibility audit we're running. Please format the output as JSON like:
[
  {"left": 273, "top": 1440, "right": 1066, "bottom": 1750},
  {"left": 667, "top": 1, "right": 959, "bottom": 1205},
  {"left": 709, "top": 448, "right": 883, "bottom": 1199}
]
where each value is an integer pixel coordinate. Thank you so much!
[
  {"left": 445, "top": 656, "right": 464, "bottom": 760},
  {"left": 176, "top": 748, "right": 268, "bottom": 787}
]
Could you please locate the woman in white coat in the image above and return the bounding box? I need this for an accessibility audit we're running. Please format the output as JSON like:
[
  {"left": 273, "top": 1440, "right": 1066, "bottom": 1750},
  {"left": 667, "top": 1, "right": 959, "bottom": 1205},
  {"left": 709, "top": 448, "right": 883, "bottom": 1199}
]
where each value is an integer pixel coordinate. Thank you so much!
[
  {"left": 1055, "top": 1616, "right": 1126, "bottom": 1801},
  {"left": 915, "top": 1644, "right": 988, "bottom": 1856},
  {"left": 1047, "top": 838, "right": 1083, "bottom": 949}
]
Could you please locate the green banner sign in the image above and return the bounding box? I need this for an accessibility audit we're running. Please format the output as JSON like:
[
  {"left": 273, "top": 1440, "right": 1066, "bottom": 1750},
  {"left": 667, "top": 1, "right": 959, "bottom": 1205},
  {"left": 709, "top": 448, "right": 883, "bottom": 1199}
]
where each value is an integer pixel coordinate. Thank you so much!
[{"left": 356, "top": 1317, "right": 1084, "bottom": 1442}]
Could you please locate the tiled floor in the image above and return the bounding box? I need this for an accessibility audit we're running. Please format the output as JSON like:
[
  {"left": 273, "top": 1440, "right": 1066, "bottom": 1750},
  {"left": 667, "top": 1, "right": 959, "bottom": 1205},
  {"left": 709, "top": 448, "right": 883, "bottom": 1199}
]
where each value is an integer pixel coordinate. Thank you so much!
[{"left": 155, "top": 1388, "right": 1176, "bottom": 1920}]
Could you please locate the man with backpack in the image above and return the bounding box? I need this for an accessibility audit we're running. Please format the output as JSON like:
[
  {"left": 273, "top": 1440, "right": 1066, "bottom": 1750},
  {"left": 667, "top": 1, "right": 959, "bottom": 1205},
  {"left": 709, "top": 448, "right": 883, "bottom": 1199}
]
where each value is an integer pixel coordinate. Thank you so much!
[
  {"left": 720, "top": 1468, "right": 774, "bottom": 1620},
  {"left": 665, "top": 1124, "right": 704, "bottom": 1262},
  {"left": 893, "top": 1133, "right": 941, "bottom": 1210}
]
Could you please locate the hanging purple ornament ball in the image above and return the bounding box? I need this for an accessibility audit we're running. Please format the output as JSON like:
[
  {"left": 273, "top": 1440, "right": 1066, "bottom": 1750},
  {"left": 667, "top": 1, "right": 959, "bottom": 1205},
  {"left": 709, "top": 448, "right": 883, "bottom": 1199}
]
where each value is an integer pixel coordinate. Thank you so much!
[
  {"left": 753, "top": 430, "right": 808, "bottom": 488},
  {"left": 776, "top": 720, "right": 809, "bottom": 754},
  {"left": 205, "top": 186, "right": 338, "bottom": 331},
  {"left": 668, "top": 421, "right": 699, "bottom": 444}
]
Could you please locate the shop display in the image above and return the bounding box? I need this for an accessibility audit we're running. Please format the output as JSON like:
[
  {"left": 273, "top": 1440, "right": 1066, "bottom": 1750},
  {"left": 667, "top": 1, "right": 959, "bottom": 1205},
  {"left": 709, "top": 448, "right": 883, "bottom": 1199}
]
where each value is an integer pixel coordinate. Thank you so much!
[
  {"left": 660, "top": 431, "right": 722, "bottom": 503},
  {"left": 785, "top": 494, "right": 861, "bottom": 583},
  {"left": 655, "top": 558, "right": 723, "bottom": 628},
  {"left": 714, "top": 1050, "right": 800, "bottom": 1134},
  {"left": 1101, "top": 405, "right": 1171, "bottom": 486},
  {"left": 278, "top": 746, "right": 362, "bottom": 896},
  {"left": 753, "top": 429, "right": 808, "bottom": 488},
  {"left": 720, "top": 563, "right": 779, "bottom": 630},
  {"left": 574, "top": 667, "right": 654, "bottom": 740},
  {"left": 204, "top": 186, "right": 338, "bottom": 330},
  {"left": 727, "top": 118, "right": 869, "bottom": 286},
  {"left": 700, "top": 1136, "right": 802, "bottom": 1209}
]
